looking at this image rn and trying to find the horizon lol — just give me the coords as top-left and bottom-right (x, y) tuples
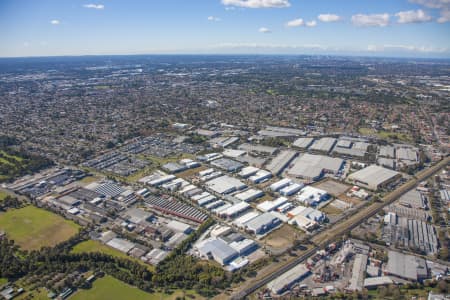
(1, 0), (450, 58)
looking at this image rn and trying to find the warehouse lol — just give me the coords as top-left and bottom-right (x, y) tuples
(332, 141), (369, 158)
(249, 170), (272, 184)
(220, 201), (251, 218)
(289, 214), (318, 231)
(123, 208), (153, 224)
(94, 182), (126, 198)
(279, 183), (303, 196)
(162, 162), (188, 174)
(266, 150), (298, 176)
(348, 254), (368, 291)
(309, 137), (337, 153)
(144, 195), (209, 223)
(106, 238), (135, 254)
(210, 158), (244, 172)
(222, 149), (246, 158)
(270, 178), (292, 192)
(257, 197), (289, 212)
(398, 190), (427, 209)
(292, 137), (314, 149)
(244, 212), (281, 235)
(296, 186), (329, 207)
(229, 239), (258, 256)
(288, 153), (344, 180)
(396, 147), (418, 162)
(296, 207), (325, 222)
(205, 175), (247, 194)
(379, 145), (395, 158)
(234, 189), (264, 202)
(233, 211), (260, 228)
(267, 263), (310, 294)
(347, 165), (401, 190)
(238, 143), (278, 155)
(166, 220), (192, 234)
(385, 251), (428, 281)
(238, 166), (260, 178)
(196, 238), (238, 265)
(148, 175), (177, 186)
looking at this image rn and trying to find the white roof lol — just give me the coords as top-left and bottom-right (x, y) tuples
(270, 178), (292, 191)
(234, 189), (264, 202)
(206, 175), (246, 194)
(221, 201), (250, 217)
(348, 165), (399, 189)
(233, 211), (260, 226)
(257, 197), (288, 212)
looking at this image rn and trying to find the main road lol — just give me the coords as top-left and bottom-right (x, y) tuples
(231, 156), (449, 300)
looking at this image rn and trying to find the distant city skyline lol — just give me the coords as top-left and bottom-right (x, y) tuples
(1, 0), (450, 58)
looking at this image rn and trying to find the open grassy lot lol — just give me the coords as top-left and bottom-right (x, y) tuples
(0, 205), (80, 250)
(70, 275), (204, 300)
(0, 190), (9, 201)
(262, 224), (303, 251)
(71, 240), (154, 272)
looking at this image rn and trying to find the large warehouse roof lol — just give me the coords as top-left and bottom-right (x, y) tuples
(205, 175), (247, 194)
(309, 137), (337, 153)
(288, 153), (344, 179)
(347, 165), (400, 190)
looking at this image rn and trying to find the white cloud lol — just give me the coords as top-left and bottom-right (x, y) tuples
(50, 20), (60, 25)
(317, 14), (341, 22)
(409, 0), (449, 9)
(409, 0), (450, 23)
(221, 0), (290, 8)
(83, 4), (105, 9)
(207, 16), (221, 21)
(306, 20), (317, 27)
(437, 8), (450, 22)
(351, 13), (390, 27)
(285, 18), (304, 27)
(395, 9), (432, 23)
(259, 27), (271, 33)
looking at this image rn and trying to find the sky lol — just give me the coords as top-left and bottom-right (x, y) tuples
(1, 0), (450, 58)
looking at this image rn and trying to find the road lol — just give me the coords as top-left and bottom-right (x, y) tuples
(231, 156), (449, 300)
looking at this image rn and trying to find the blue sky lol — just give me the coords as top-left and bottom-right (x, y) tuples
(1, 0), (449, 57)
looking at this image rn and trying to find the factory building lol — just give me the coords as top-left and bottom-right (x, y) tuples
(270, 178), (292, 192)
(244, 212), (281, 235)
(196, 238), (239, 265)
(205, 175), (247, 194)
(296, 186), (329, 207)
(279, 183), (303, 196)
(266, 150), (298, 176)
(267, 263), (310, 294)
(288, 153), (344, 181)
(257, 197), (289, 212)
(347, 165), (401, 190)
(234, 189), (264, 202)
(385, 251), (428, 282)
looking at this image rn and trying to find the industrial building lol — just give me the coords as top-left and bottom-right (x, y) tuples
(233, 211), (260, 228)
(166, 220), (192, 234)
(229, 239), (258, 255)
(279, 183), (303, 196)
(288, 153), (344, 181)
(238, 143), (278, 155)
(332, 139), (370, 158)
(348, 254), (368, 291)
(210, 158), (244, 173)
(219, 201), (251, 218)
(267, 263), (310, 294)
(205, 175), (247, 194)
(234, 189), (264, 202)
(248, 170), (272, 184)
(222, 149), (247, 158)
(238, 166), (260, 178)
(106, 238), (135, 254)
(270, 178), (292, 192)
(244, 212), (281, 235)
(296, 186), (329, 207)
(162, 162), (188, 174)
(347, 165), (401, 190)
(257, 197), (289, 212)
(123, 208), (153, 224)
(288, 214), (318, 231)
(385, 251), (428, 281)
(144, 195), (209, 223)
(266, 150), (298, 176)
(379, 145), (395, 158)
(309, 137), (337, 153)
(292, 137), (314, 149)
(196, 238), (238, 265)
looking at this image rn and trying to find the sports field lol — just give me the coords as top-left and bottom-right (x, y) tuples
(0, 205), (80, 250)
(70, 275), (204, 300)
(71, 240), (154, 272)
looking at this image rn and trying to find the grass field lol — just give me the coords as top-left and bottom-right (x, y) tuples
(0, 190), (9, 201)
(0, 206), (80, 250)
(0, 278), (8, 286)
(71, 240), (154, 272)
(70, 275), (204, 300)
(262, 224), (303, 251)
